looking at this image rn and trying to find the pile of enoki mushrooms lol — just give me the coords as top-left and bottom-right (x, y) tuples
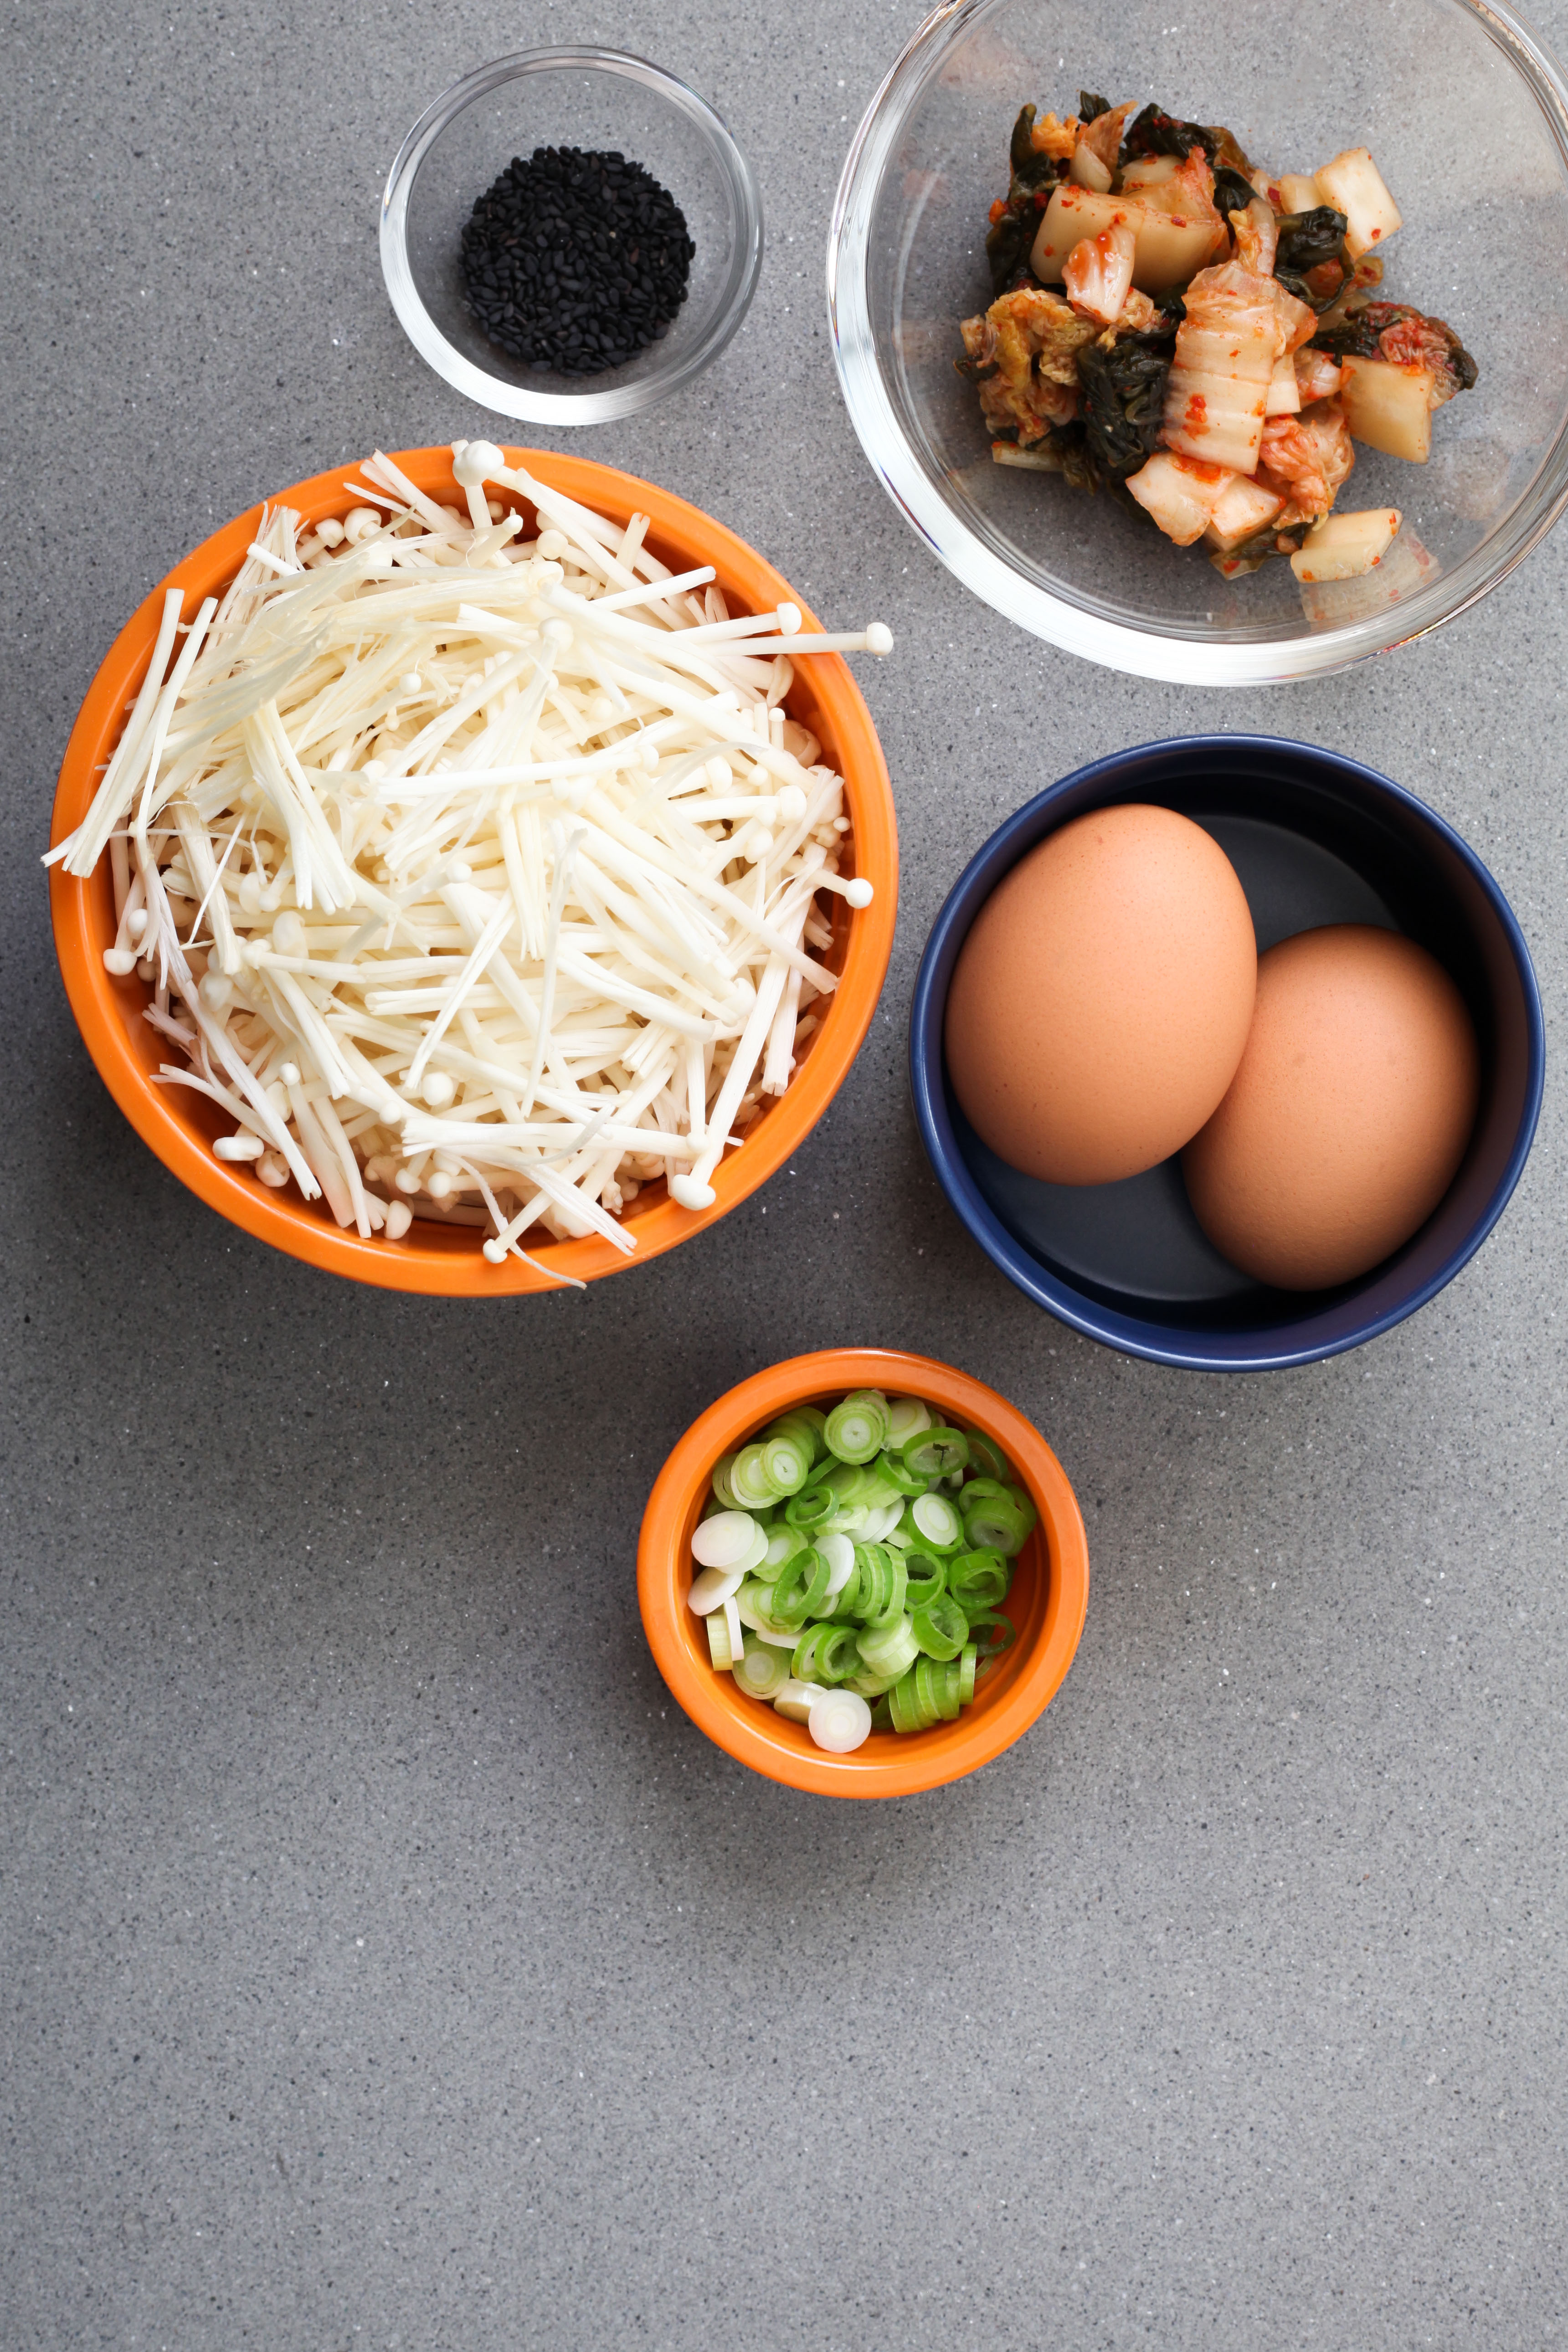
(47, 442), (890, 1280)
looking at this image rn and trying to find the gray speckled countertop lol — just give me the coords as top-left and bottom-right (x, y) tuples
(4, 2), (1566, 2345)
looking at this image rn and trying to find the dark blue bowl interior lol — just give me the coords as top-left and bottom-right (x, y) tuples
(910, 736), (1544, 1372)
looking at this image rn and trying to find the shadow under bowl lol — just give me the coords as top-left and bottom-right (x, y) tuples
(381, 47), (763, 424)
(637, 1348), (1090, 1797)
(910, 736), (1544, 1371)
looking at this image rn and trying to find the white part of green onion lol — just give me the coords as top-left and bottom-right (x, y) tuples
(734, 1642), (790, 1697)
(691, 1509), (761, 1570)
(688, 1562), (747, 1616)
(807, 1689), (873, 1753)
(817, 1531), (856, 1596)
(705, 1607), (740, 1669)
(734, 1587), (797, 1642)
(861, 1500), (906, 1544)
(912, 1491), (963, 1548)
(721, 1593), (744, 1665)
(886, 1396), (933, 1443)
(772, 1678), (827, 1724)
(740, 1517), (771, 1574)
(857, 1612), (920, 1679)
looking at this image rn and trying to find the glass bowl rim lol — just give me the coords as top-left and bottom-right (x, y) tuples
(828, 0), (1568, 684)
(907, 732), (1546, 1369)
(380, 44), (765, 426)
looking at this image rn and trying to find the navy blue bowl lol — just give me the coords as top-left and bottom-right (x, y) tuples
(910, 736), (1544, 1373)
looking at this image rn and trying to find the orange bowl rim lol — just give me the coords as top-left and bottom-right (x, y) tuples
(637, 1347), (1090, 1797)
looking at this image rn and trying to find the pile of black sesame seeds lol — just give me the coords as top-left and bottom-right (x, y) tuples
(460, 145), (695, 377)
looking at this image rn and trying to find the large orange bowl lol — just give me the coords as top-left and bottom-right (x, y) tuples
(48, 448), (898, 1294)
(637, 1349), (1090, 1797)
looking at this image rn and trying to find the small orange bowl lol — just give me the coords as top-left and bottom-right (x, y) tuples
(637, 1348), (1090, 1797)
(48, 447), (898, 1295)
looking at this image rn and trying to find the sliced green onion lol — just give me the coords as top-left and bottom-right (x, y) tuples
(876, 1448), (930, 1498)
(911, 1592), (968, 1661)
(792, 1622), (860, 1685)
(901, 1551), (947, 1612)
(769, 1546), (830, 1628)
(907, 1490), (965, 1553)
(966, 1608), (1017, 1659)
(764, 1524), (809, 1574)
(784, 1482), (835, 1531)
(900, 1426), (971, 1479)
(889, 1667), (940, 1735)
(885, 1396), (933, 1445)
(856, 1611), (920, 1681)
(698, 1388), (1031, 1746)
(816, 1530), (857, 1600)
(772, 1677), (826, 1723)
(946, 1547), (1010, 1612)
(688, 1561), (747, 1615)
(824, 1389), (891, 1464)
(914, 1655), (950, 1724)
(730, 1442), (784, 1509)
(960, 1478), (1035, 1556)
(850, 1542), (906, 1627)
(823, 1459), (902, 1514)
(735, 1639), (790, 1698)
(711, 1451), (744, 1510)
(759, 1427), (813, 1495)
(691, 1508), (764, 1571)
(807, 1688), (873, 1753)
(768, 1409), (827, 1464)
(861, 1499), (909, 1545)
(735, 1579), (797, 1642)
(960, 1428), (1013, 1484)
(848, 1665), (901, 1698)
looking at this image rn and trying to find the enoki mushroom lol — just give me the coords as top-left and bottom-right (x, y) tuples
(48, 440), (891, 1281)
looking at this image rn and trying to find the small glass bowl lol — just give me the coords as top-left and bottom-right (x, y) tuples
(829, 0), (1568, 683)
(381, 47), (763, 426)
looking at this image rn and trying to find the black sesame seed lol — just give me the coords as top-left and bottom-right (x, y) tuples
(460, 144), (694, 378)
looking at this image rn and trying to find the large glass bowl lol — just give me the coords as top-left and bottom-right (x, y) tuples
(829, 0), (1568, 683)
(381, 48), (763, 426)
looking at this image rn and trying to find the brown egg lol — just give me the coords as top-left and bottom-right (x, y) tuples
(945, 804), (1257, 1185)
(1182, 924), (1480, 1290)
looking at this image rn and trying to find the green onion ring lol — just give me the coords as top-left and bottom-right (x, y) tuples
(760, 1429), (813, 1495)
(946, 1547), (1010, 1612)
(876, 1448), (930, 1498)
(784, 1483), (835, 1531)
(731, 1442), (784, 1509)
(711, 1451), (744, 1510)
(966, 1608), (1017, 1659)
(901, 1550), (948, 1612)
(960, 1427), (1012, 1484)
(824, 1389), (891, 1465)
(770, 1546), (829, 1628)
(911, 1593), (968, 1661)
(900, 1426), (972, 1479)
